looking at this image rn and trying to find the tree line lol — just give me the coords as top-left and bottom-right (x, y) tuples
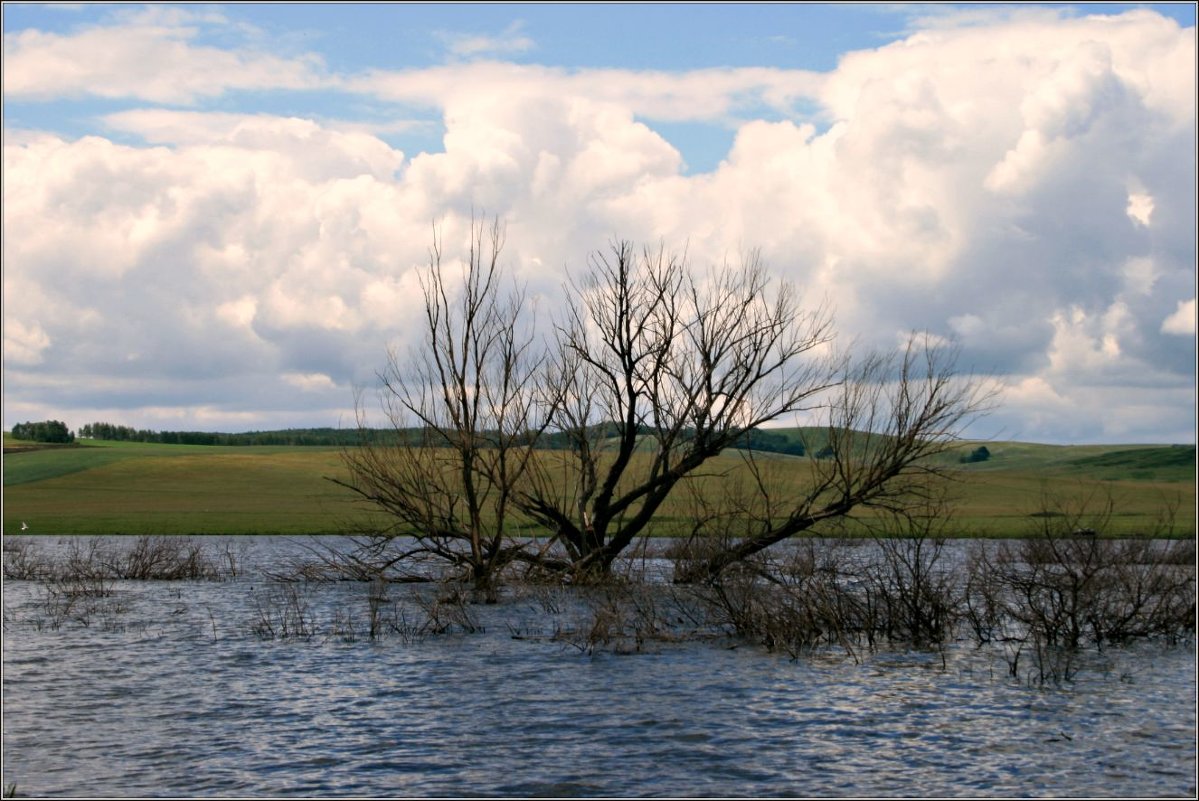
(60, 420), (812, 454)
(75, 423), (369, 446)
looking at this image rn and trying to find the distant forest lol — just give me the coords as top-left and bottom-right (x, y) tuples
(73, 421), (809, 456)
(77, 422), (363, 447)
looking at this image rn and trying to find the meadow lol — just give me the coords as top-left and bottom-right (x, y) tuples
(2, 434), (1193, 538)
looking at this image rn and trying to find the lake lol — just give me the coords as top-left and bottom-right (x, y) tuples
(2, 535), (1195, 797)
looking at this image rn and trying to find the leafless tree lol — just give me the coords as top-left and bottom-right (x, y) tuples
(338, 226), (997, 587)
(515, 241), (839, 579)
(333, 216), (553, 594)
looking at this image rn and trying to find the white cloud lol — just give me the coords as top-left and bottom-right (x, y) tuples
(2, 14), (329, 103)
(1161, 299), (1196, 336)
(215, 295), (258, 331)
(995, 374), (1195, 444)
(1126, 191), (1155, 226)
(282, 372), (339, 392)
(3, 319), (51, 366)
(102, 109), (405, 181)
(348, 61), (823, 124)
(1046, 304), (1127, 376)
(437, 21), (535, 59)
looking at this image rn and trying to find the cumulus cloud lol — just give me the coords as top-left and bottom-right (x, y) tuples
(1161, 299), (1196, 336)
(2, 7), (1194, 443)
(348, 61), (823, 125)
(101, 109), (405, 181)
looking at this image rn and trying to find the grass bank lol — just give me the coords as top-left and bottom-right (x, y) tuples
(1, 436), (1193, 537)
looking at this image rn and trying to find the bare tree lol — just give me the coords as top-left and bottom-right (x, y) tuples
(337, 226), (996, 587)
(514, 241), (839, 579)
(334, 216), (552, 594)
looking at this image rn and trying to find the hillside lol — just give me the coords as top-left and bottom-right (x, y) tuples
(940, 441), (1194, 482)
(743, 428), (1195, 481)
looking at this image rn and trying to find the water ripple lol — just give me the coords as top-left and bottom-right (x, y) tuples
(2, 538), (1195, 797)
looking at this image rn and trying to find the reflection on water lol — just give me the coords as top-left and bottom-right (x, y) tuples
(2, 536), (1195, 797)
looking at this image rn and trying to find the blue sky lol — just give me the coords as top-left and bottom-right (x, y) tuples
(6, 3), (1194, 169)
(2, 3), (909, 169)
(3, 2), (1196, 443)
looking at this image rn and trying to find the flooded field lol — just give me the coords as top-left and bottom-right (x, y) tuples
(2, 536), (1195, 797)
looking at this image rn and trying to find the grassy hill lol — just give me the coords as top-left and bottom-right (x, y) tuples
(938, 440), (1195, 480)
(759, 428), (1195, 480)
(1, 433), (1193, 538)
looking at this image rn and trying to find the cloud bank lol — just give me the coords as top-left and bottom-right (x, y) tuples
(3, 7), (1194, 443)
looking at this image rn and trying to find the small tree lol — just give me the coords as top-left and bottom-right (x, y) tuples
(960, 445), (991, 463)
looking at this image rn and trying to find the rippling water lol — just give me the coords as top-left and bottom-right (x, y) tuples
(2, 536), (1195, 797)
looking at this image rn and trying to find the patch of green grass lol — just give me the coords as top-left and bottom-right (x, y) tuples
(4, 443), (134, 486)
(1060, 445), (1196, 481)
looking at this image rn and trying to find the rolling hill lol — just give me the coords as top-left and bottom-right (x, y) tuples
(2, 431), (1193, 538)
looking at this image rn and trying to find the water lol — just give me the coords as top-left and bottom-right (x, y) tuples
(3, 536), (1196, 797)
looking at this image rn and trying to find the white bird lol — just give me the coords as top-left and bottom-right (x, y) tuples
(20, 522), (28, 531)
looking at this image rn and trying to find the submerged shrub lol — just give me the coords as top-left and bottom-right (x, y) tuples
(3, 535), (234, 583)
(250, 583), (317, 640)
(110, 535), (223, 580)
(972, 535), (1196, 651)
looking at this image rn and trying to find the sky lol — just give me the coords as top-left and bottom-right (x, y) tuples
(2, 2), (1196, 445)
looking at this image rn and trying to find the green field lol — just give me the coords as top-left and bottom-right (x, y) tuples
(1, 435), (1194, 538)
(2, 437), (382, 535)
